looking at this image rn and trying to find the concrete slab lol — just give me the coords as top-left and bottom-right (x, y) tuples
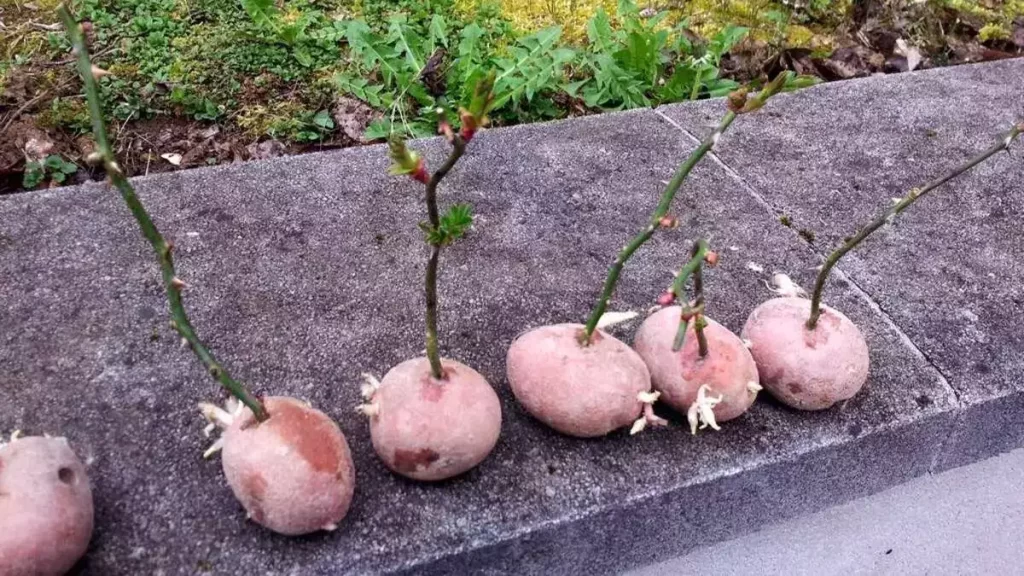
(0, 103), (951, 573)
(630, 447), (1024, 576)
(659, 59), (1024, 470)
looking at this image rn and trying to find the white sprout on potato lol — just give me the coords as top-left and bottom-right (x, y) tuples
(766, 273), (807, 298)
(0, 429), (22, 450)
(629, 391), (668, 435)
(595, 311), (639, 330)
(356, 373), (382, 418)
(747, 381), (763, 399)
(687, 384), (724, 435)
(198, 398), (243, 459)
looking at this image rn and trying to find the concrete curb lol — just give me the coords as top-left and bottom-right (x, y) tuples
(1, 59), (1021, 574)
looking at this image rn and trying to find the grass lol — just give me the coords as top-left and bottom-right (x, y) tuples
(4, 0), (778, 143)
(1, 0), (1020, 189)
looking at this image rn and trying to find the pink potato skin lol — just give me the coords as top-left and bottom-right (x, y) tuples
(506, 323), (651, 438)
(741, 297), (869, 410)
(0, 436), (94, 576)
(222, 396), (356, 536)
(634, 307), (760, 421)
(369, 357), (502, 481)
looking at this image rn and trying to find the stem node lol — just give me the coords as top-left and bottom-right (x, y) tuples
(59, 5), (267, 422)
(580, 75), (789, 343)
(806, 122), (1023, 329)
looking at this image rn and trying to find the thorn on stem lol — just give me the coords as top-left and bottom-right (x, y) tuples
(208, 366), (222, 378)
(170, 277), (186, 291)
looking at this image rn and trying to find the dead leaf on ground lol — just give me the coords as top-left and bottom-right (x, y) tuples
(816, 45), (882, 80)
(246, 140), (286, 160)
(895, 38), (922, 71)
(764, 48), (822, 79)
(160, 153), (182, 166)
(332, 96), (381, 144)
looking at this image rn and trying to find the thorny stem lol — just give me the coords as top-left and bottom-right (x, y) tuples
(579, 112), (734, 344)
(807, 122), (1024, 329)
(671, 240), (710, 354)
(423, 135), (467, 379)
(59, 6), (267, 421)
(579, 73), (791, 345)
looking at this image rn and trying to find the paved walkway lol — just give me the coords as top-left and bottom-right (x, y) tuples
(632, 448), (1024, 575)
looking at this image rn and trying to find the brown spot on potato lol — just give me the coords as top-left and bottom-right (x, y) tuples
(270, 401), (340, 473)
(788, 382), (804, 394)
(392, 448), (440, 473)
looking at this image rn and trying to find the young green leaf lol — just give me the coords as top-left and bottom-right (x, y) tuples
(293, 47), (313, 67)
(428, 15), (448, 50)
(388, 138), (428, 183)
(22, 161), (45, 189)
(387, 15), (425, 72)
(312, 109), (334, 130)
(708, 25), (748, 60)
(423, 203), (473, 246)
(240, 0), (278, 28)
(43, 155), (66, 172)
(587, 8), (614, 52)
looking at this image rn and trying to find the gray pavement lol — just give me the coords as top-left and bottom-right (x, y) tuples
(631, 447), (1024, 575)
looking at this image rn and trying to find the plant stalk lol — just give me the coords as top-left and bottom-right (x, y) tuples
(671, 240), (709, 354)
(578, 73), (792, 346)
(807, 122), (1024, 329)
(59, 6), (267, 421)
(423, 135), (467, 379)
(580, 111), (735, 343)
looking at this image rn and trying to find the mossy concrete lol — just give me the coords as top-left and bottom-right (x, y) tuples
(1, 59), (1021, 574)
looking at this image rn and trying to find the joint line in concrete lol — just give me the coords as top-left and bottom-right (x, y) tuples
(653, 108), (960, 417)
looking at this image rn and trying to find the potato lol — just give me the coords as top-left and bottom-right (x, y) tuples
(0, 435), (93, 576)
(221, 396), (355, 535)
(365, 357), (501, 481)
(506, 323), (651, 437)
(742, 297), (869, 410)
(634, 307), (760, 425)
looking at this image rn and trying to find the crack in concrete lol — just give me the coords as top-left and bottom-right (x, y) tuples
(653, 108), (961, 420)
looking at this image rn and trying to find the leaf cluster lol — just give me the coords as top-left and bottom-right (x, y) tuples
(420, 203), (474, 246)
(335, 0), (752, 140)
(569, 1), (746, 109)
(22, 155), (78, 189)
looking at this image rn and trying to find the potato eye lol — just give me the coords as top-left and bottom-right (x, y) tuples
(58, 467), (75, 485)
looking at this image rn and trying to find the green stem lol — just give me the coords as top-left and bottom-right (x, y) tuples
(689, 68), (703, 101)
(578, 73), (791, 346)
(423, 135), (467, 379)
(670, 240), (709, 353)
(807, 122), (1024, 329)
(580, 112), (735, 343)
(59, 6), (267, 421)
